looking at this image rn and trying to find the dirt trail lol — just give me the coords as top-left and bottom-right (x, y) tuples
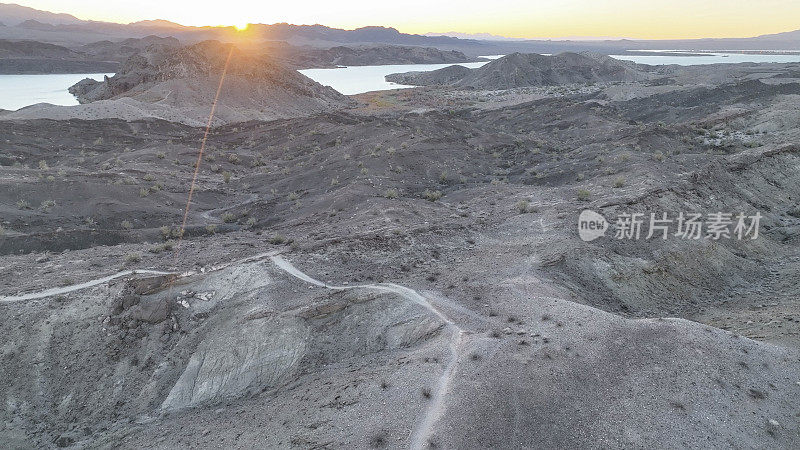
(0, 251), (469, 448)
(0, 269), (176, 303)
(269, 254), (466, 450)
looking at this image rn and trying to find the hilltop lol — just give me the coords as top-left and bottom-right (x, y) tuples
(3, 40), (353, 125)
(387, 52), (652, 89)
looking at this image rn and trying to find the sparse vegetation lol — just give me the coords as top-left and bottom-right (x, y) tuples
(422, 189), (442, 202)
(150, 241), (174, 253)
(515, 199), (534, 214)
(124, 253), (142, 264)
(613, 176), (626, 188)
(268, 234), (286, 245)
(221, 212), (237, 223)
(577, 189), (591, 201)
(384, 188), (399, 199)
(38, 200), (56, 212)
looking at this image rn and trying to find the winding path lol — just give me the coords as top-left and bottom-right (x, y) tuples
(0, 251), (466, 449)
(0, 269), (176, 303)
(270, 254), (465, 449)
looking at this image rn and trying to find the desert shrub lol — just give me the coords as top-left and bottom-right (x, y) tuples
(124, 253), (142, 264)
(38, 160), (49, 170)
(205, 224), (217, 234)
(156, 151), (166, 159)
(384, 188), (399, 199)
(245, 217), (257, 228)
(39, 200), (56, 212)
(121, 220), (133, 230)
(228, 153), (240, 164)
(222, 171), (231, 183)
(422, 189), (442, 202)
(16, 200), (30, 210)
(613, 176), (625, 188)
(139, 187), (150, 197)
(221, 213), (237, 223)
(268, 234), (286, 244)
(577, 189), (591, 201)
(515, 200), (533, 214)
(143, 174), (155, 182)
(150, 241), (174, 253)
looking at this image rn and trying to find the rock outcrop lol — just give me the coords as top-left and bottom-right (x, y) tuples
(62, 40), (353, 125)
(387, 52), (651, 89)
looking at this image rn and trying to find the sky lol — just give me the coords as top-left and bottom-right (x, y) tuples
(12, 0), (800, 39)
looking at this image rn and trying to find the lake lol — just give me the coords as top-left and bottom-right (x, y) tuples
(611, 51), (800, 66)
(3, 50), (800, 111)
(0, 73), (112, 111)
(300, 52), (800, 94)
(299, 61), (490, 95)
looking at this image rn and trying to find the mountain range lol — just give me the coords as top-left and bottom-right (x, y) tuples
(1, 2), (799, 55)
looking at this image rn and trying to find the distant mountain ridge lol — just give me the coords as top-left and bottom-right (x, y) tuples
(0, 2), (798, 54)
(0, 3), (82, 26)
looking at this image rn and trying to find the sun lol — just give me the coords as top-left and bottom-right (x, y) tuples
(234, 23), (249, 31)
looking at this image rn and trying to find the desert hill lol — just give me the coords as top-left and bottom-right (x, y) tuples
(387, 52), (651, 89)
(2, 40), (353, 125)
(0, 38), (118, 73)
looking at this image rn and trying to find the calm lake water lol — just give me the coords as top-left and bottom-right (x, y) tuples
(301, 52), (800, 95)
(0, 73), (113, 111)
(3, 51), (800, 110)
(612, 52), (800, 66)
(299, 61), (489, 95)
